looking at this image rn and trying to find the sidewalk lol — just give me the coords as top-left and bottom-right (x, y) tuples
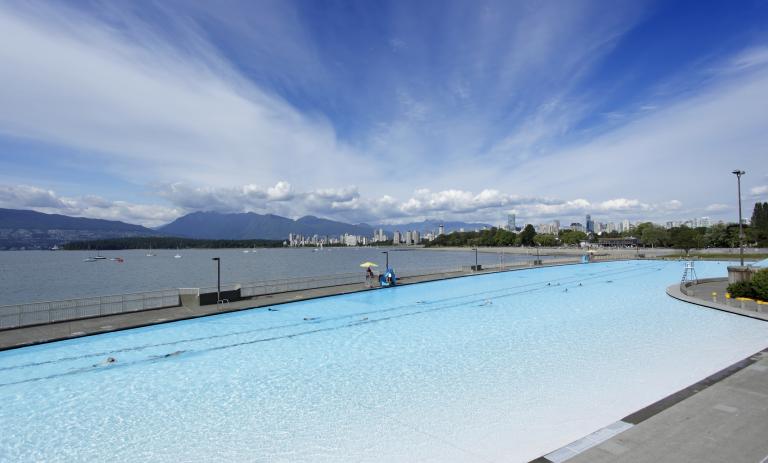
(0, 262), (564, 351)
(667, 279), (768, 321)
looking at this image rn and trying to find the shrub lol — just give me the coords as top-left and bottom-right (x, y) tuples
(727, 281), (756, 299)
(751, 269), (768, 301)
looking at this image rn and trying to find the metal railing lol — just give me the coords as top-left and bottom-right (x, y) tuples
(0, 256), (592, 330)
(0, 289), (180, 330)
(238, 272), (366, 298)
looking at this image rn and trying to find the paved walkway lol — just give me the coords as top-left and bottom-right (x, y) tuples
(0, 263), (557, 351)
(667, 279), (768, 321)
(558, 350), (768, 463)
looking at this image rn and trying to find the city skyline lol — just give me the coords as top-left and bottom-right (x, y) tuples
(1, 1), (767, 227)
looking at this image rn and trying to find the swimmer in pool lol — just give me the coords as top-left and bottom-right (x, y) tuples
(93, 357), (116, 367)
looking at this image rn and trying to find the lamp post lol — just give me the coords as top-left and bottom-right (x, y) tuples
(472, 247), (478, 271)
(381, 251), (389, 269)
(732, 170), (745, 266)
(212, 257), (221, 302)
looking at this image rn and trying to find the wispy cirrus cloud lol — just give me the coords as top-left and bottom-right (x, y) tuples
(1, 1), (767, 228)
(0, 1), (374, 190)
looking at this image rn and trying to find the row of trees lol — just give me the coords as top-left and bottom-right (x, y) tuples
(426, 202), (768, 250)
(425, 225), (589, 248)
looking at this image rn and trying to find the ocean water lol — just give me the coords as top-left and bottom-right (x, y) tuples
(0, 248), (543, 305)
(0, 260), (766, 462)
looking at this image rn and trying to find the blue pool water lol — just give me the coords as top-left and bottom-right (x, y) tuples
(1, 260), (767, 462)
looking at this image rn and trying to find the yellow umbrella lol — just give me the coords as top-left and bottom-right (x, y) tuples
(359, 262), (379, 268)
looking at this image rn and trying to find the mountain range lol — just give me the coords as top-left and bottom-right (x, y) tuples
(0, 208), (494, 249)
(157, 211), (374, 240)
(0, 208), (156, 250)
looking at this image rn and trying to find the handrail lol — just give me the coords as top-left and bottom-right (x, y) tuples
(0, 257), (586, 330)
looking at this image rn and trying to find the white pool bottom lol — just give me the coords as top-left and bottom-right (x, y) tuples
(1, 260), (767, 462)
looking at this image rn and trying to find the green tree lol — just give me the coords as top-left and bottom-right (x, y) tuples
(533, 233), (558, 247)
(750, 202), (768, 246)
(704, 223), (729, 248)
(752, 269), (768, 301)
(559, 230), (587, 245)
(640, 225), (668, 248)
(670, 226), (697, 254)
(751, 202), (768, 229)
(519, 224), (537, 246)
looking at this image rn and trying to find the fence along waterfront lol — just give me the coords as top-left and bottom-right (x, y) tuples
(0, 257), (591, 330)
(0, 290), (181, 330)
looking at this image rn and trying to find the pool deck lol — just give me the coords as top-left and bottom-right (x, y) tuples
(529, 280), (768, 463)
(666, 279), (768, 321)
(0, 263), (561, 351)
(536, 348), (768, 463)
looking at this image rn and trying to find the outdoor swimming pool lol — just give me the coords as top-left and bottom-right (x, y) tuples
(1, 260), (767, 462)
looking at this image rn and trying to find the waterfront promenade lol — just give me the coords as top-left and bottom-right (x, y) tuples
(0, 257), (585, 350)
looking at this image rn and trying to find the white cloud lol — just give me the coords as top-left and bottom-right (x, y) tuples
(0, 2), (764, 227)
(0, 184), (180, 227)
(0, 2), (374, 190)
(750, 185), (768, 197)
(3, 181), (696, 228)
(0, 184), (67, 209)
(705, 203), (730, 212)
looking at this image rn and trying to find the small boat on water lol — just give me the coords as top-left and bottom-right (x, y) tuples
(174, 254), (182, 259)
(146, 243), (156, 257)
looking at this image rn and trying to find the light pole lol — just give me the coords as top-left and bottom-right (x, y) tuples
(381, 251), (389, 269)
(472, 247), (478, 271)
(732, 170), (745, 266)
(212, 257), (221, 302)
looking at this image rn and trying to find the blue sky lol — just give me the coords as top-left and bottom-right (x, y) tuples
(0, 0), (767, 227)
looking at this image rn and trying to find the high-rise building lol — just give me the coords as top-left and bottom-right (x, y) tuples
(585, 214), (594, 234)
(438, 224), (445, 236)
(570, 223), (583, 232)
(507, 214), (516, 231)
(393, 230), (401, 245)
(622, 219), (631, 232)
(413, 230), (420, 244)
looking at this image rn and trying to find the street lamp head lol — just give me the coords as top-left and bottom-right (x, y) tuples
(212, 257), (220, 261)
(731, 170), (745, 176)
